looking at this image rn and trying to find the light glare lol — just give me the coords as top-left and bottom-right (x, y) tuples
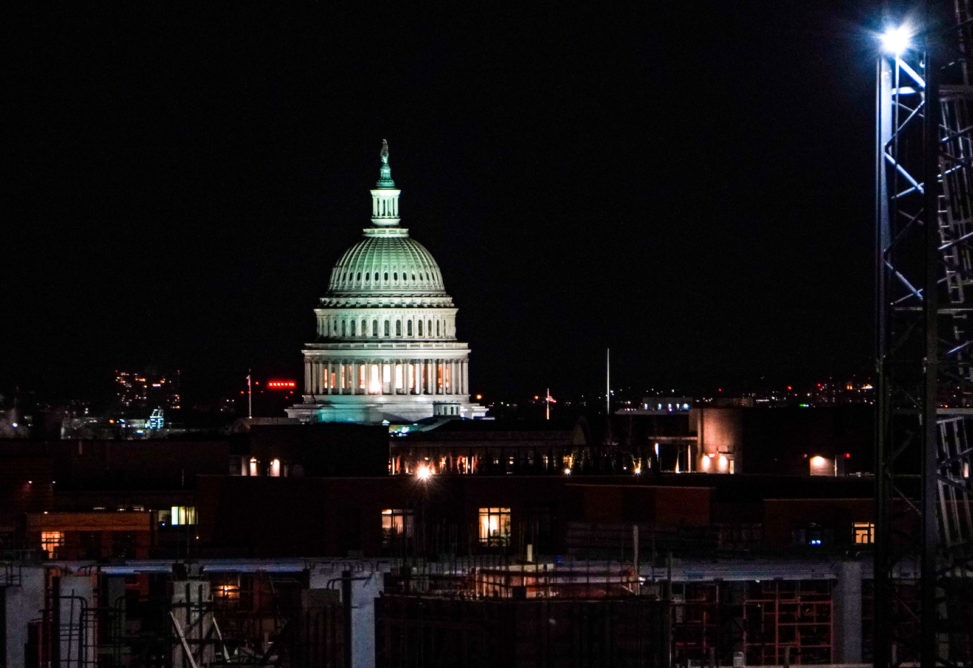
(880, 24), (912, 56)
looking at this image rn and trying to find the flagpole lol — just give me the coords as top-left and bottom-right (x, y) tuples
(247, 370), (253, 419)
(605, 348), (610, 415)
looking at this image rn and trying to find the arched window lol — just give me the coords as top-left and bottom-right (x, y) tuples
(396, 320), (402, 337)
(364, 272), (369, 281)
(372, 320), (378, 337)
(393, 272), (398, 281)
(436, 320), (440, 337)
(374, 272), (379, 281)
(357, 273), (361, 280)
(418, 320), (423, 337)
(361, 319), (367, 335)
(407, 320), (413, 336)
(341, 320), (346, 337)
(428, 320), (432, 337)
(384, 272), (388, 281)
(384, 320), (390, 337)
(351, 320), (356, 336)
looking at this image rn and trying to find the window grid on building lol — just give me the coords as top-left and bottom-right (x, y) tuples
(478, 507), (511, 546)
(171, 506), (197, 526)
(381, 508), (415, 546)
(41, 530), (64, 559)
(853, 521), (874, 544)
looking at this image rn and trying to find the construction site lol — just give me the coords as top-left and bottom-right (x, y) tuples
(2, 552), (889, 667)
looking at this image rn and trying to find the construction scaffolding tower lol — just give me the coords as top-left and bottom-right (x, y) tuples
(875, 1), (973, 665)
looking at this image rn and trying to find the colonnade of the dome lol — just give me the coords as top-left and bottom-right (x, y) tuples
(304, 358), (469, 397)
(318, 312), (455, 340)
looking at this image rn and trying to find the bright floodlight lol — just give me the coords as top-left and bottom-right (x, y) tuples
(880, 24), (912, 56)
(416, 464), (433, 481)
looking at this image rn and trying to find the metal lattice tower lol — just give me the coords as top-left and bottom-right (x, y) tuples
(875, 2), (973, 665)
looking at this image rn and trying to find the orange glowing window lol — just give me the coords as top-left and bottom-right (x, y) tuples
(854, 522), (874, 544)
(41, 531), (64, 559)
(478, 507), (511, 546)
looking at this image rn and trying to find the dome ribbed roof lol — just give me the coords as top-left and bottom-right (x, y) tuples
(326, 228), (447, 296)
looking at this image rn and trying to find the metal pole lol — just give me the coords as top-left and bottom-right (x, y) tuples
(247, 370), (253, 419)
(874, 53), (893, 668)
(920, 33), (941, 668)
(606, 348), (610, 415)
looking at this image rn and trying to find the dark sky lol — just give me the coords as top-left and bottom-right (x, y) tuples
(5, 3), (900, 403)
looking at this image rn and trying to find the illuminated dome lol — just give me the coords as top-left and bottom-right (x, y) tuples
(324, 229), (448, 300)
(287, 140), (485, 424)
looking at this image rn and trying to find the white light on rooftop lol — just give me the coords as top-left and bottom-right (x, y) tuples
(880, 24), (912, 56)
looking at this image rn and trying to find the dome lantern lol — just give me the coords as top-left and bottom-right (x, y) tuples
(371, 139), (400, 227)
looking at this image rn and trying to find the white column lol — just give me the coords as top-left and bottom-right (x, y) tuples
(304, 359), (312, 394)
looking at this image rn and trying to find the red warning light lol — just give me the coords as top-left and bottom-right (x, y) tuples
(267, 380), (297, 390)
(844, 452), (851, 459)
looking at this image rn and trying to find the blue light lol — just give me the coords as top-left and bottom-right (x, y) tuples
(880, 24), (912, 56)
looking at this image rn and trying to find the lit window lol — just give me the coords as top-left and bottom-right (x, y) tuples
(171, 506), (197, 526)
(478, 507), (511, 546)
(41, 531), (64, 559)
(854, 521), (875, 544)
(381, 508), (414, 546)
(215, 582), (240, 600)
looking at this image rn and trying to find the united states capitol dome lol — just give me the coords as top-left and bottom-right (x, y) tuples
(326, 229), (447, 297)
(286, 139), (485, 425)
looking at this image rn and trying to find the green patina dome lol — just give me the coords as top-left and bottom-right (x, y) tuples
(325, 141), (448, 298)
(326, 229), (447, 296)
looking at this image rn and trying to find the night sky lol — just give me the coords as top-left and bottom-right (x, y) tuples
(5, 3), (898, 404)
